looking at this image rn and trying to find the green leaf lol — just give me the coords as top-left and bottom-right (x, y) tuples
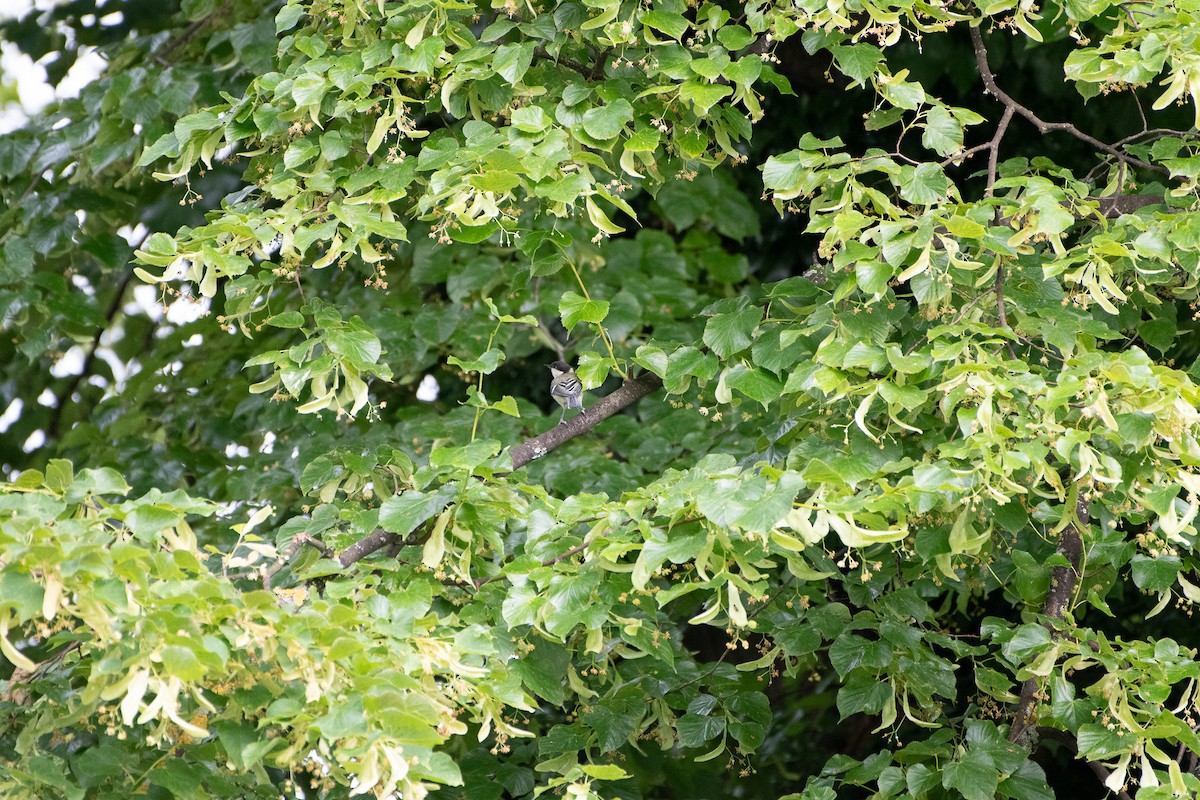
(624, 127), (661, 152)
(899, 163), (950, 205)
(448, 349), (505, 374)
(581, 99), (634, 140)
(762, 151), (805, 194)
(161, 645), (206, 681)
(703, 306), (763, 359)
(998, 760), (1051, 800)
(632, 526), (707, 589)
(559, 291), (610, 331)
(449, 221), (499, 244)
(266, 311), (305, 329)
(70, 468), (132, 500)
(942, 751), (999, 800)
(0, 570), (44, 618)
(511, 106), (551, 133)
(1077, 722), (1135, 759)
(856, 261), (891, 296)
(429, 440), (501, 471)
(580, 764), (630, 780)
(831, 44), (883, 85)
(326, 327), (382, 367)
(717, 25), (755, 50)
(136, 132), (180, 166)
(1131, 553), (1179, 592)
(680, 81), (732, 114)
(677, 713), (725, 747)
(921, 105), (963, 156)
(378, 489), (454, 536)
(513, 639), (569, 704)
(582, 692), (641, 753)
(493, 43), (535, 84)
(276, 4), (304, 31)
(490, 395), (521, 417)
(640, 10), (690, 40)
(837, 674), (891, 717)
(724, 363), (783, 408)
(291, 73), (326, 107)
(313, 694), (365, 739)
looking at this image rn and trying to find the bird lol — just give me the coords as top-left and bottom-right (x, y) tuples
(546, 360), (584, 423)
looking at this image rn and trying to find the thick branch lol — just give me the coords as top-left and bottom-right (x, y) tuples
(338, 527), (400, 569)
(337, 371), (665, 568)
(970, 26), (1163, 175)
(1010, 493), (1088, 744)
(1097, 194), (1161, 217)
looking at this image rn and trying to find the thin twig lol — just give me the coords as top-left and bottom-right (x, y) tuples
(262, 533), (332, 589)
(1132, 92), (1148, 132)
(984, 105), (1015, 199)
(674, 574), (795, 691)
(1111, 127), (1185, 148)
(969, 26), (1164, 175)
(154, 9), (222, 66)
(473, 539), (592, 588)
(941, 140), (995, 168)
(995, 264), (1008, 328)
(48, 268), (137, 442)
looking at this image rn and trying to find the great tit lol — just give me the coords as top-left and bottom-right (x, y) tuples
(546, 360), (584, 423)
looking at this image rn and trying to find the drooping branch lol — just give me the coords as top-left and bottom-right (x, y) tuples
(336, 371), (665, 568)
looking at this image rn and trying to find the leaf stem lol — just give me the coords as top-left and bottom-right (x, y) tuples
(566, 258), (627, 379)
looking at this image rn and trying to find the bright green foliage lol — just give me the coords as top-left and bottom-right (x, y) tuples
(6, 0), (1200, 799)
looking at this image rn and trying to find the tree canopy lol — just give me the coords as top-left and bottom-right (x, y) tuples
(5, 0), (1200, 798)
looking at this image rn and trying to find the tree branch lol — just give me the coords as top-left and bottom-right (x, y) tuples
(509, 371), (663, 471)
(1096, 194), (1162, 217)
(1038, 727), (1133, 800)
(48, 267), (137, 443)
(983, 105), (1015, 199)
(336, 371), (665, 568)
(337, 527), (407, 569)
(264, 533), (332, 588)
(154, 8), (224, 66)
(1010, 493), (1088, 744)
(969, 26), (1163, 175)
(472, 538), (592, 588)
